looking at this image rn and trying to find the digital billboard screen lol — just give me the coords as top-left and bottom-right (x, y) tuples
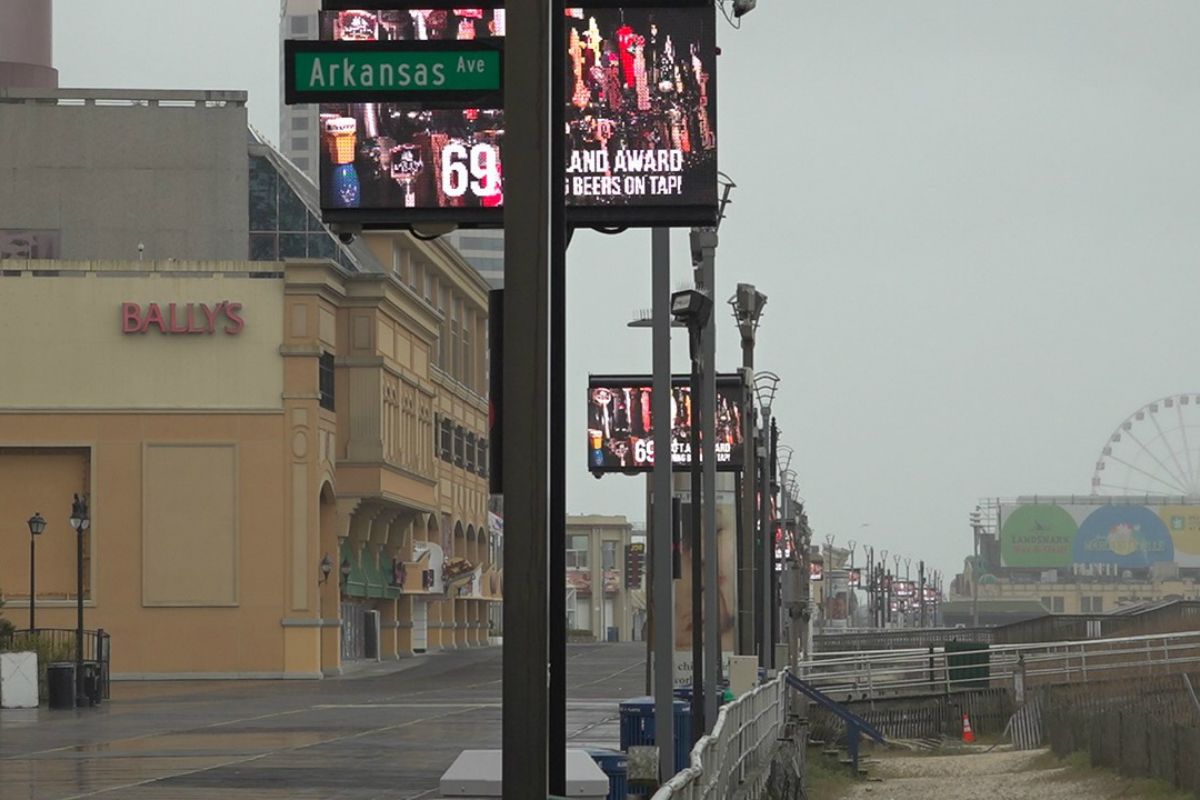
(315, 4), (716, 228)
(587, 373), (744, 473)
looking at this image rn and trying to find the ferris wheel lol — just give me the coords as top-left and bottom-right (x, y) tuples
(1092, 394), (1200, 498)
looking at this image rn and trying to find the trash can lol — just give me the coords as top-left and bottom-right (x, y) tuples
(587, 748), (628, 800)
(82, 661), (102, 706)
(47, 662), (76, 710)
(607, 626), (619, 643)
(618, 696), (691, 774)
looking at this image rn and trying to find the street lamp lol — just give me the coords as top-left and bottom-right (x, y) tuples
(670, 286), (714, 738)
(754, 370), (779, 668)
(969, 506), (984, 627)
(729, 285), (767, 658)
(69, 494), (90, 706)
(340, 557), (352, 589)
(27, 512), (46, 631)
(319, 554), (333, 585)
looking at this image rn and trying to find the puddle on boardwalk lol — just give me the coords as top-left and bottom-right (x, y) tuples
(70, 731), (328, 755)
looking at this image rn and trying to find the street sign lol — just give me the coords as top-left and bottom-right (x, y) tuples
(284, 40), (503, 106)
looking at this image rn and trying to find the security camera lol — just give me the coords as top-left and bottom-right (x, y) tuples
(331, 223), (362, 245)
(733, 0), (757, 17)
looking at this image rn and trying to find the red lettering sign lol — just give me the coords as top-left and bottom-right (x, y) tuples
(121, 302), (246, 335)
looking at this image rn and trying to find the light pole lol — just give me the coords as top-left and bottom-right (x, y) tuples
(754, 371), (779, 668)
(318, 554), (333, 620)
(28, 512), (45, 631)
(69, 494), (90, 706)
(671, 287), (714, 740)
(970, 506), (983, 627)
(730, 284), (767, 657)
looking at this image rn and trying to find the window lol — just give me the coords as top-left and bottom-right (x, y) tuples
(290, 15), (310, 34)
(438, 285), (450, 370)
(440, 417), (453, 462)
(462, 309), (473, 391)
(293, 157), (310, 172)
(602, 541), (617, 571)
(454, 425), (465, 467)
(0, 229), (60, 260)
(567, 535), (590, 569)
(478, 440), (488, 477)
(1052, 596), (1064, 613)
(291, 137), (310, 152)
(459, 235), (505, 252)
(1081, 596), (1103, 613)
(319, 352), (335, 411)
(466, 432), (477, 472)
(290, 116), (309, 131)
(393, 245), (410, 284)
(451, 297), (462, 379)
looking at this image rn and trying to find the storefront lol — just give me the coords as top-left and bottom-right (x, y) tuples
(0, 255), (498, 678)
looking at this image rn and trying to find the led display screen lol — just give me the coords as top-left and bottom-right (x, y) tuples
(315, 4), (716, 227)
(587, 374), (744, 473)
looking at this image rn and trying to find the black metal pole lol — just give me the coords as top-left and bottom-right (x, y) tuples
(502, 0), (551, 794)
(769, 418), (779, 667)
(76, 526), (85, 704)
(689, 342), (705, 741)
(548, 0), (567, 790)
(29, 535), (35, 631)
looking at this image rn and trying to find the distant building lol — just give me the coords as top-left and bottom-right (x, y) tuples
(566, 515), (639, 642)
(953, 497), (1200, 617)
(0, 86), (497, 678)
(278, 0), (321, 185)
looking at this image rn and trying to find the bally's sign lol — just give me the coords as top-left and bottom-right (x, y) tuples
(121, 302), (245, 336)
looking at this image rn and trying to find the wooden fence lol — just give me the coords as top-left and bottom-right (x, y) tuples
(808, 687), (1013, 745)
(1041, 672), (1200, 793)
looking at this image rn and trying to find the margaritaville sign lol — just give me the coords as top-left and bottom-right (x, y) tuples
(121, 302), (245, 335)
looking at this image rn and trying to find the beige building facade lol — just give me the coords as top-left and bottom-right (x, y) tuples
(0, 252), (497, 678)
(565, 515), (640, 642)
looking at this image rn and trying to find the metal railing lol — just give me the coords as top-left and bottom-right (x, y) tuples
(0, 628), (111, 700)
(652, 673), (787, 800)
(798, 630), (1200, 699)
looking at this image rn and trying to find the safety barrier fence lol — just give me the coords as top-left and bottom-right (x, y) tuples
(797, 630), (1200, 699)
(651, 673), (788, 800)
(0, 627), (111, 700)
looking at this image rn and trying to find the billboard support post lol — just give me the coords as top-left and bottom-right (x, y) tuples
(549, 0), (567, 793)
(693, 228), (720, 732)
(501, 0), (551, 797)
(650, 227), (675, 785)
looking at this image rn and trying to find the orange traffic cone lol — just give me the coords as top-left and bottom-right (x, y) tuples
(961, 712), (975, 744)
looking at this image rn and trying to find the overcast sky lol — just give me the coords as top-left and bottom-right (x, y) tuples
(54, 1), (1200, 583)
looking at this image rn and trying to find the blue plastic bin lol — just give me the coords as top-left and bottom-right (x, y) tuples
(587, 748), (628, 800)
(618, 696), (692, 774)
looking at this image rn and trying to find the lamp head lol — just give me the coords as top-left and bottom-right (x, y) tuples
(669, 288), (714, 330)
(340, 558), (352, 579)
(320, 554), (333, 580)
(28, 512), (46, 536)
(733, 0), (757, 18)
(69, 494), (90, 533)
